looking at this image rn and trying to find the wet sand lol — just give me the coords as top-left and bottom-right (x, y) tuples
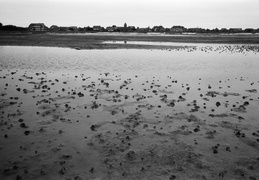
(0, 45), (259, 180)
(1, 33), (259, 50)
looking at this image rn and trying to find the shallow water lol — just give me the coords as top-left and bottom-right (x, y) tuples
(103, 40), (259, 47)
(0, 45), (259, 180)
(1, 45), (258, 73)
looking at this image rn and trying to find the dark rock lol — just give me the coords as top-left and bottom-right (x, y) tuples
(18, 118), (24, 122)
(24, 131), (30, 135)
(126, 150), (136, 160)
(62, 154), (72, 159)
(226, 147), (231, 152)
(216, 102), (221, 107)
(169, 175), (177, 180)
(213, 149), (218, 154)
(90, 125), (96, 131)
(243, 101), (249, 106)
(212, 145), (218, 154)
(235, 130), (245, 138)
(74, 175), (83, 180)
(167, 101), (175, 107)
(238, 116), (244, 120)
(245, 89), (257, 93)
(89, 167), (94, 173)
(20, 123), (28, 128)
(194, 126), (200, 132)
(59, 167), (66, 175)
(16, 175), (22, 180)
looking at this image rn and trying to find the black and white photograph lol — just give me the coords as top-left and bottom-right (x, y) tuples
(0, 0), (259, 179)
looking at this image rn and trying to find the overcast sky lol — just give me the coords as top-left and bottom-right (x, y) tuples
(1, 0), (258, 29)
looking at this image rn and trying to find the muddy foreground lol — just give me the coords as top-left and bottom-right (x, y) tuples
(0, 45), (259, 180)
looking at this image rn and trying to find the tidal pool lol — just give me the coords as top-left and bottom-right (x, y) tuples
(0, 45), (259, 180)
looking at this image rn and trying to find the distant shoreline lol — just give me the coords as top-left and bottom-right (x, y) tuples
(0, 32), (259, 50)
(47, 32), (259, 36)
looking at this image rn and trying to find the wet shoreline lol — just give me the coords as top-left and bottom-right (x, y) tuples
(1, 33), (259, 50)
(0, 46), (259, 180)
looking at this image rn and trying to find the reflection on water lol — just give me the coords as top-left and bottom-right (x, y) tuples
(104, 40), (202, 46)
(1, 45), (258, 101)
(0, 45), (258, 74)
(103, 40), (259, 47)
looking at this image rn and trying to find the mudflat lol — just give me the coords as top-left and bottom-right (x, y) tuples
(0, 39), (259, 180)
(1, 32), (259, 50)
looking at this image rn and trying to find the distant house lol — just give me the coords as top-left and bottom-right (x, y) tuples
(106, 26), (114, 32)
(50, 25), (58, 29)
(137, 28), (149, 33)
(128, 26), (136, 31)
(220, 28), (228, 32)
(187, 28), (204, 33)
(244, 28), (254, 33)
(84, 26), (92, 31)
(229, 28), (242, 33)
(93, 26), (102, 31)
(50, 25), (59, 31)
(152, 26), (165, 32)
(112, 25), (118, 31)
(59, 27), (70, 32)
(69, 26), (78, 31)
(170, 26), (186, 33)
(28, 23), (48, 31)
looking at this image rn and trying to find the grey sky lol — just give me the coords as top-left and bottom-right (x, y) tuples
(1, 0), (258, 29)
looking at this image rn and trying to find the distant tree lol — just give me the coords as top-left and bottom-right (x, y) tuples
(244, 28), (254, 33)
(165, 28), (171, 32)
(0, 25), (27, 31)
(211, 28), (219, 33)
(219, 28), (228, 33)
(78, 27), (85, 32)
(84, 26), (92, 31)
(0, 22), (2, 27)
